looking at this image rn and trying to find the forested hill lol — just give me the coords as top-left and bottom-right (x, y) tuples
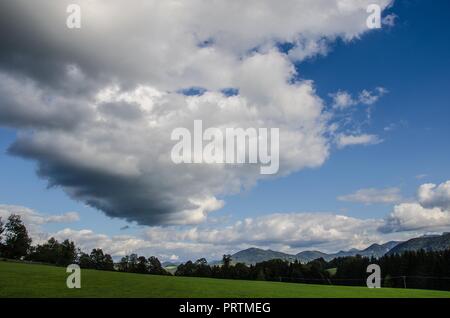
(228, 233), (450, 265)
(387, 233), (450, 256)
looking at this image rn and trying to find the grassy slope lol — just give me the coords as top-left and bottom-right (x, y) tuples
(1, 261), (450, 298)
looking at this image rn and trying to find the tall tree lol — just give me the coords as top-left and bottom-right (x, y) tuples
(136, 256), (148, 273)
(88, 248), (114, 270)
(128, 253), (138, 272)
(222, 254), (232, 268)
(3, 214), (32, 259)
(78, 251), (93, 269)
(59, 239), (77, 266)
(103, 253), (115, 271)
(0, 217), (4, 238)
(27, 238), (77, 266)
(90, 248), (106, 270)
(0, 217), (4, 256)
(148, 256), (164, 274)
(118, 255), (130, 272)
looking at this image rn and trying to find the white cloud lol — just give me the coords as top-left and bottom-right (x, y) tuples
(288, 38), (329, 61)
(330, 87), (387, 109)
(0, 0), (394, 91)
(3, 200), (447, 261)
(145, 213), (384, 250)
(0, 205), (79, 225)
(46, 212), (391, 260)
(338, 187), (402, 204)
(380, 180), (450, 233)
(52, 228), (152, 257)
(380, 203), (450, 233)
(45, 212), (80, 223)
(358, 87), (388, 105)
(336, 133), (383, 148)
(330, 90), (357, 109)
(0, 205), (80, 244)
(418, 181), (450, 211)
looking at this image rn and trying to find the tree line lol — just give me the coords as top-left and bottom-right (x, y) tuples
(0, 214), (168, 275)
(2, 213), (450, 291)
(175, 255), (331, 283)
(175, 251), (450, 291)
(328, 250), (450, 290)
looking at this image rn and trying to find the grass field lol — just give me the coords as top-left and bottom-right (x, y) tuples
(1, 261), (450, 298)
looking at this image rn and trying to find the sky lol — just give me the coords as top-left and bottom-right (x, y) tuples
(0, 0), (450, 262)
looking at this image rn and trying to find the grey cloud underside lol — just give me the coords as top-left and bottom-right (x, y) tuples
(0, 3), (91, 94)
(0, 74), (93, 130)
(9, 142), (175, 225)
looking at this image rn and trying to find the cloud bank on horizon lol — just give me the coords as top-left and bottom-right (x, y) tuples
(3, 180), (450, 261)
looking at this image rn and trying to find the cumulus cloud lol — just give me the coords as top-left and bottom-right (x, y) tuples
(338, 187), (402, 204)
(5, 60), (328, 226)
(418, 181), (450, 211)
(380, 180), (450, 233)
(380, 203), (450, 233)
(0, 0), (393, 90)
(0, 0), (393, 225)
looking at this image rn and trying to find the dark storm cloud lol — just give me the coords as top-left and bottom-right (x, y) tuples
(8, 137), (192, 226)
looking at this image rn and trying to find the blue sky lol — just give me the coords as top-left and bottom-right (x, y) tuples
(1, 0), (450, 260)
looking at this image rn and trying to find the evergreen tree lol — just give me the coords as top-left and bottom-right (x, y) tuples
(78, 251), (93, 269)
(3, 214), (32, 259)
(0, 217), (4, 256)
(148, 256), (165, 274)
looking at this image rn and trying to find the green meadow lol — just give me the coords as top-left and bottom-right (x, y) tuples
(1, 261), (449, 298)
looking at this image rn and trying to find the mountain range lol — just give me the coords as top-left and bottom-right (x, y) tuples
(387, 232), (450, 256)
(226, 233), (450, 265)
